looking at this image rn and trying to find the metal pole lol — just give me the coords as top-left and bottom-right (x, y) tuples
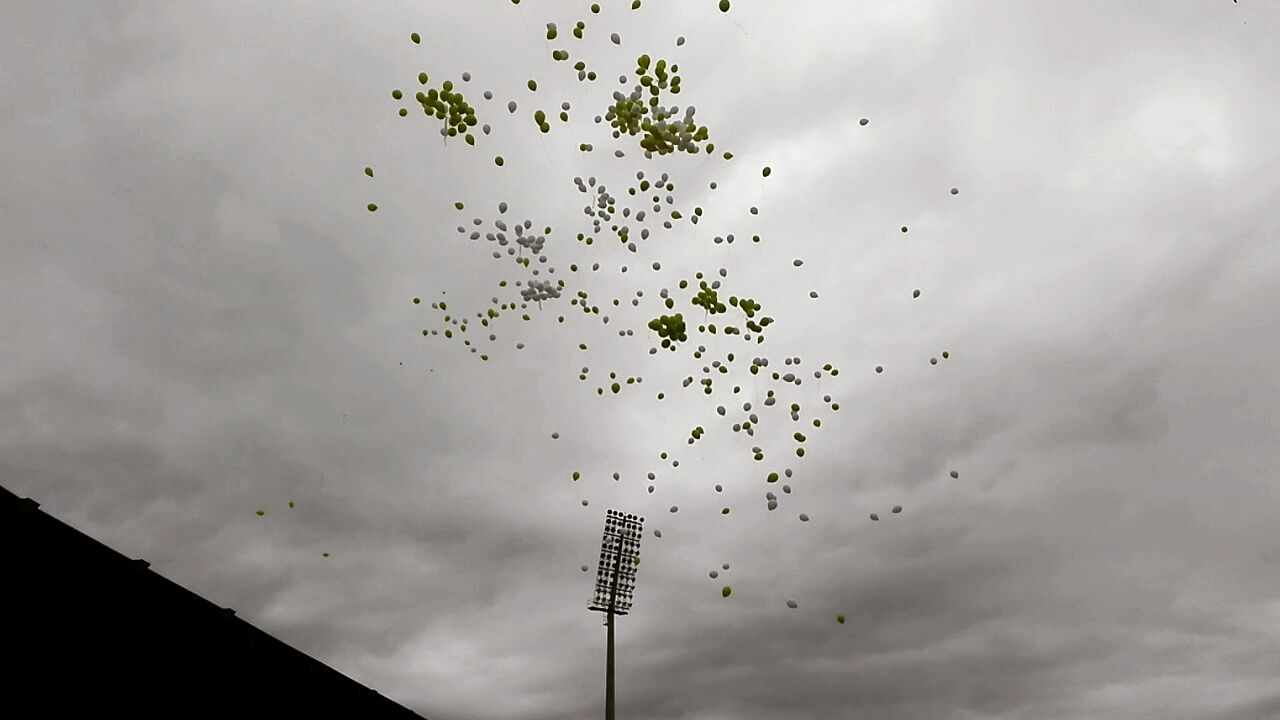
(605, 532), (624, 720)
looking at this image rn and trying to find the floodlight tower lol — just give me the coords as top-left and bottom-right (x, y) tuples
(588, 509), (644, 720)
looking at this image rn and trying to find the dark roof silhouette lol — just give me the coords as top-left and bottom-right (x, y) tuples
(2, 484), (427, 718)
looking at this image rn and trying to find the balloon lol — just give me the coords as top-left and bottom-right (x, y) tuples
(670, 505), (679, 512)
(799, 513), (809, 522)
(836, 614), (846, 624)
(551, 432), (560, 439)
(256, 510), (265, 516)
(582, 499), (589, 506)
(611, 32), (621, 44)
(870, 513), (879, 521)
(930, 357), (938, 365)
(875, 366), (883, 373)
(709, 570), (719, 578)
(892, 505), (902, 513)
(508, 100), (517, 113)
(786, 600), (798, 608)
(722, 586), (732, 597)
(950, 470), (959, 478)
(859, 118), (868, 126)
(913, 289), (921, 298)
(410, 32), (421, 44)
(793, 259), (803, 267)
(654, 529), (662, 537)
(719, 0), (730, 11)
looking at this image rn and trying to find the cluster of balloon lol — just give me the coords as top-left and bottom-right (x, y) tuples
(373, 5), (968, 625)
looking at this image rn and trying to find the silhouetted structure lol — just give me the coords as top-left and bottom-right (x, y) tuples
(2, 484), (426, 718)
(587, 509), (644, 720)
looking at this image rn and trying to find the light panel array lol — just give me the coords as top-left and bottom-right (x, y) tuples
(588, 509), (644, 615)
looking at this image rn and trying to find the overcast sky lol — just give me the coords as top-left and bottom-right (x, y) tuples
(4, 2), (1279, 719)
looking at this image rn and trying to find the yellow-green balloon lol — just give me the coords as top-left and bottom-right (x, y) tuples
(722, 586), (732, 597)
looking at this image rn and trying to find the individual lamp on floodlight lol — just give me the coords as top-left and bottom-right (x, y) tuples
(587, 509), (644, 720)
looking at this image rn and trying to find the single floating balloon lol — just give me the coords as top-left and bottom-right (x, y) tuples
(950, 470), (959, 478)
(892, 505), (902, 513)
(288, 500), (294, 509)
(721, 586), (732, 597)
(875, 365), (883, 373)
(951, 187), (959, 195)
(913, 289), (921, 298)
(582, 565), (589, 571)
(582, 499), (589, 506)
(942, 351), (950, 359)
(931, 357), (938, 365)
(410, 32), (421, 44)
(836, 614), (846, 624)
(870, 513), (879, 521)
(654, 529), (662, 538)
(859, 118), (869, 126)
(786, 600), (798, 609)
(719, 0), (730, 11)
(255, 510), (264, 517)
(364, 167), (373, 177)
(322, 552), (330, 558)
(709, 570), (719, 578)
(367, 203), (378, 212)
(551, 432), (560, 439)
(793, 259), (803, 267)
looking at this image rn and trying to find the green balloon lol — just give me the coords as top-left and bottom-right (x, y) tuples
(410, 32), (420, 44)
(722, 586), (732, 597)
(836, 614), (846, 624)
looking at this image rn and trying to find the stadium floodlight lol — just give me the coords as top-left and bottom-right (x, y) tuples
(588, 509), (644, 720)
